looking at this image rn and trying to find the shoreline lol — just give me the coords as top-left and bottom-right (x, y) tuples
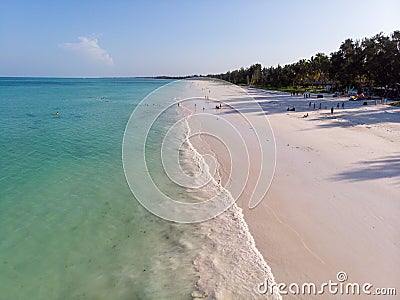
(182, 80), (400, 298)
(179, 80), (399, 298)
(180, 88), (281, 299)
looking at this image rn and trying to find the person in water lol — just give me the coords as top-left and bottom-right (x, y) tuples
(56, 111), (59, 116)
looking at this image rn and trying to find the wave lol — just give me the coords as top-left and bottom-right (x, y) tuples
(180, 100), (281, 299)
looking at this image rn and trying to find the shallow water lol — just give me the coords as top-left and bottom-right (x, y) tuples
(0, 77), (200, 299)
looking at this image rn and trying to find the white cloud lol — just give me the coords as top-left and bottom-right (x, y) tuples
(62, 36), (113, 65)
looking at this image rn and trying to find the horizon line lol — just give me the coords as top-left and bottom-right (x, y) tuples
(0, 75), (206, 79)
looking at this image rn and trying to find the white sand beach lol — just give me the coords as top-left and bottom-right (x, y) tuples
(182, 80), (399, 298)
(234, 89), (400, 299)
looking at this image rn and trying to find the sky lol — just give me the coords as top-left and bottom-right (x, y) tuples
(1, 0), (399, 77)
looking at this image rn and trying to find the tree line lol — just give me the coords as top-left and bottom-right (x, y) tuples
(209, 31), (400, 94)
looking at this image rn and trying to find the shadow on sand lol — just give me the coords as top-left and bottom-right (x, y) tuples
(330, 154), (400, 183)
(216, 89), (400, 129)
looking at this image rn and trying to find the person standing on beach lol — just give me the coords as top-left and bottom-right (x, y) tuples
(342, 102), (344, 109)
(319, 103), (322, 109)
(313, 102), (316, 109)
(331, 107), (334, 114)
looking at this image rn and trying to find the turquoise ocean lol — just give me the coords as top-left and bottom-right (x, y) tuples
(0, 77), (279, 300)
(0, 77), (203, 299)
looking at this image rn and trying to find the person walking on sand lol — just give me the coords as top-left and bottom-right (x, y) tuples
(331, 107), (334, 114)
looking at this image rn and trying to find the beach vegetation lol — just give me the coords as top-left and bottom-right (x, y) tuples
(209, 31), (400, 99)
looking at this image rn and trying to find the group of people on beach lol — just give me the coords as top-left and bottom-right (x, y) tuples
(306, 101), (345, 111)
(308, 102), (322, 109)
(291, 91), (312, 98)
(290, 100), (347, 116)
